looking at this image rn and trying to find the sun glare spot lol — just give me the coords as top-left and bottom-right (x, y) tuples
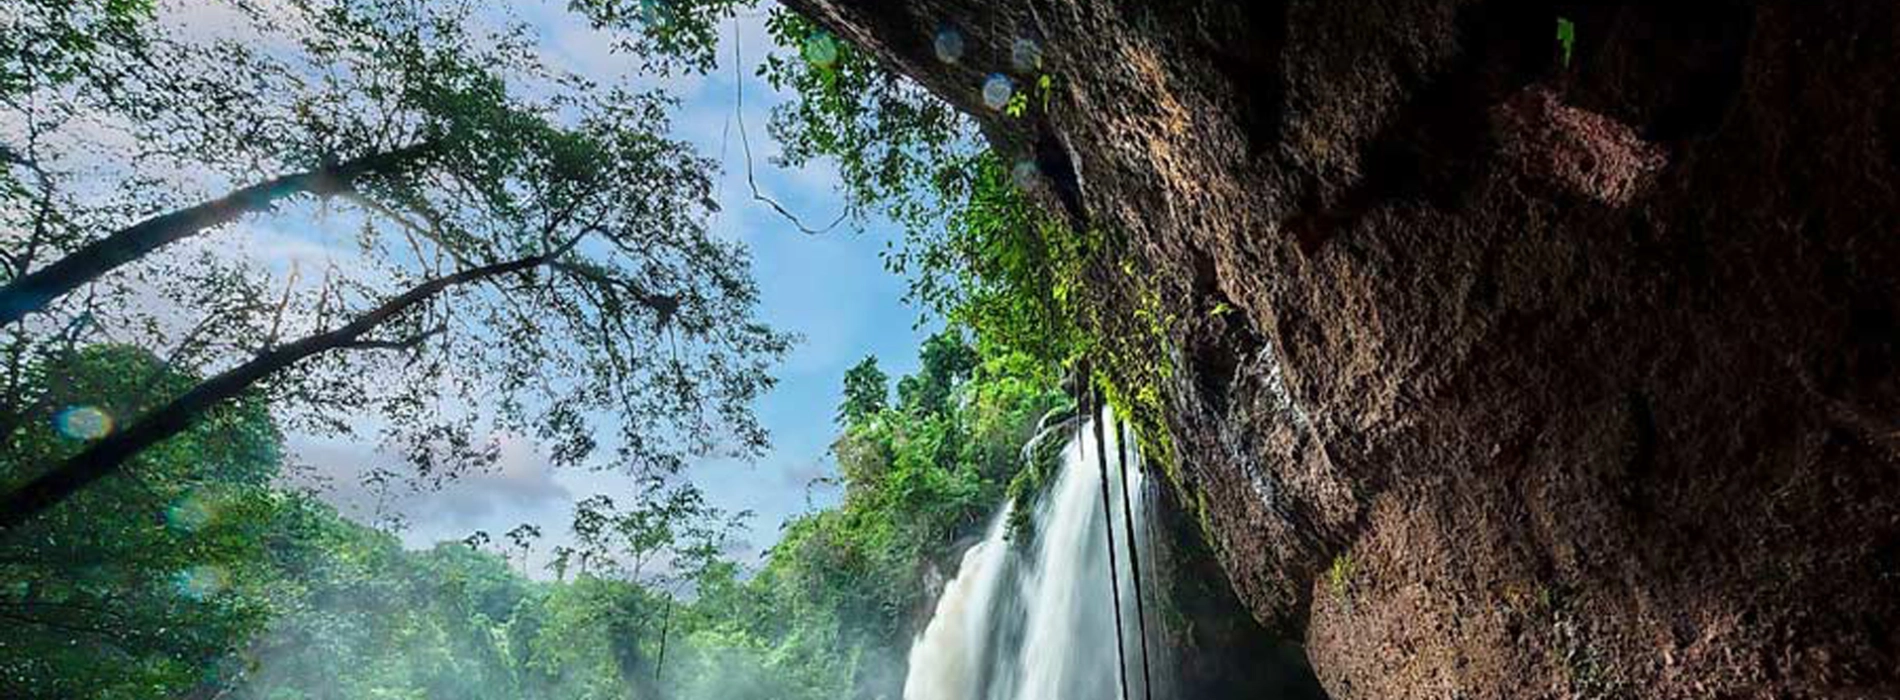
(1012, 160), (1040, 188)
(167, 491), (217, 532)
(803, 31), (840, 68)
(54, 405), (112, 441)
(173, 566), (230, 601)
(934, 27), (965, 64)
(982, 74), (1014, 110)
(1010, 37), (1042, 72)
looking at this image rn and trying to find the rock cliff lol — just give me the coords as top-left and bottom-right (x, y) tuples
(784, 1), (1900, 696)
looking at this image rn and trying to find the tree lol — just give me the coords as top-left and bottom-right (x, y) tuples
(0, 0), (151, 103)
(897, 330), (979, 416)
(0, 0), (790, 530)
(505, 522), (544, 574)
(504, 480), (746, 699)
(566, 0), (760, 73)
(0, 345), (288, 699)
(837, 356), (889, 424)
(755, 8), (976, 232)
(754, 9), (1092, 370)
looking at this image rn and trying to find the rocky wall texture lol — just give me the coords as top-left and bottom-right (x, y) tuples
(784, 0), (1900, 697)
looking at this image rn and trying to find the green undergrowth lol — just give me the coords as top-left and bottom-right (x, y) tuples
(1328, 552), (1357, 605)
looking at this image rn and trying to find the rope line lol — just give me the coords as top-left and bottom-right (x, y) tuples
(1116, 418), (1154, 700)
(1086, 382), (1132, 700)
(728, 17), (849, 236)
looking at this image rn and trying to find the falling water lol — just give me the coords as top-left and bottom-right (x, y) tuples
(904, 410), (1171, 700)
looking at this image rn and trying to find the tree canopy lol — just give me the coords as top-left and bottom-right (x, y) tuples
(1, 0), (791, 530)
(837, 356), (889, 424)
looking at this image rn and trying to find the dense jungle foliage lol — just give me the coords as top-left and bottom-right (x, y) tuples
(0, 333), (1062, 699)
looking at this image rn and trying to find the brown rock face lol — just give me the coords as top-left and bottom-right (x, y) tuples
(785, 0), (1900, 697)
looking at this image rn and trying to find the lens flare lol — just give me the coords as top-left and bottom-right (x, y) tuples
(982, 74), (1014, 111)
(803, 31), (839, 68)
(933, 27), (965, 64)
(173, 565), (229, 601)
(1012, 159), (1040, 188)
(54, 405), (112, 441)
(1011, 37), (1043, 72)
(167, 491), (216, 532)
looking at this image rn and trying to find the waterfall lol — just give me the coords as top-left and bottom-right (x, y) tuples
(903, 410), (1170, 700)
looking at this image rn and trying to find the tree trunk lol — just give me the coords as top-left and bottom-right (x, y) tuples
(0, 248), (549, 532)
(0, 143), (433, 327)
(653, 596), (673, 685)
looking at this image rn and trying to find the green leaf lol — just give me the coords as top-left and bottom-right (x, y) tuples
(1556, 17), (1577, 68)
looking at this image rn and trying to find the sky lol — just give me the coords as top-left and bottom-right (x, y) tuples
(265, 2), (940, 567)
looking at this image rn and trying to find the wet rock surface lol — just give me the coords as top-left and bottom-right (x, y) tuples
(786, 0), (1900, 696)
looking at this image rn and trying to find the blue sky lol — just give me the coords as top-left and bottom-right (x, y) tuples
(291, 2), (940, 566)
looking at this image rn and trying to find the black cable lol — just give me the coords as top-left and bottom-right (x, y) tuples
(1116, 417), (1154, 700)
(1087, 382), (1132, 700)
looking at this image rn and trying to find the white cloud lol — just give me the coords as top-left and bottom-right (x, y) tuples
(294, 432), (575, 540)
(417, 436), (574, 523)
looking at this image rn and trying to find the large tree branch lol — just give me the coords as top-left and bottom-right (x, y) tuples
(0, 142), (436, 327)
(553, 260), (680, 329)
(338, 324), (447, 351)
(0, 240), (576, 533)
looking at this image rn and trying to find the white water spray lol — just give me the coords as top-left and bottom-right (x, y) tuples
(903, 410), (1169, 700)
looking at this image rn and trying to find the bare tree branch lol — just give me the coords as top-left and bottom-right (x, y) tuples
(553, 261), (680, 330)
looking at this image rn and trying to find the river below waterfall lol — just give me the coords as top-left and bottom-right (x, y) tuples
(903, 410), (1172, 700)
